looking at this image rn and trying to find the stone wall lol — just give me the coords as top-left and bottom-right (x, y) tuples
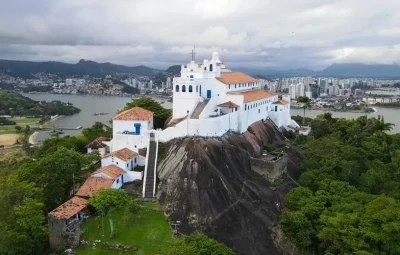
(250, 153), (288, 183)
(48, 215), (81, 250)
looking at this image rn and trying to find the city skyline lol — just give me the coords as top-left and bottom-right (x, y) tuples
(0, 0), (399, 69)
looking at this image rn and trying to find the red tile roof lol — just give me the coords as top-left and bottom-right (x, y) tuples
(113, 107), (153, 121)
(272, 99), (289, 105)
(217, 101), (240, 108)
(216, 72), (258, 84)
(85, 136), (108, 149)
(49, 196), (87, 219)
(92, 165), (125, 179)
(103, 147), (137, 161)
(76, 177), (114, 197)
(227, 89), (277, 103)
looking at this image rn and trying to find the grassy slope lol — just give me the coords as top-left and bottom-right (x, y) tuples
(76, 204), (175, 255)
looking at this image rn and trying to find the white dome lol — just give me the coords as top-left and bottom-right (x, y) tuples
(212, 52), (220, 61)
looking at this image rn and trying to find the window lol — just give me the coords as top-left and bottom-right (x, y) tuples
(259, 109), (260, 113)
(209, 64), (213, 72)
(175, 85), (179, 92)
(204, 67), (207, 71)
(245, 104), (247, 110)
(190, 75), (194, 79)
(182, 85), (186, 92)
(127, 163), (129, 168)
(189, 85), (193, 92)
(134, 158), (137, 163)
(116, 162), (118, 165)
(235, 84), (237, 88)
(116, 179), (119, 184)
(196, 85), (198, 92)
(229, 84), (230, 89)
(112, 157), (114, 162)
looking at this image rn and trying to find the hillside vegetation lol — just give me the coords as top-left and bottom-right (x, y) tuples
(0, 91), (80, 116)
(281, 113), (400, 254)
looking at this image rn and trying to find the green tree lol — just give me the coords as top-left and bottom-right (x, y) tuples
(82, 121), (112, 141)
(88, 188), (133, 215)
(161, 234), (235, 255)
(14, 125), (22, 132)
(49, 129), (64, 138)
(122, 97), (172, 129)
(297, 96), (310, 126)
(0, 198), (48, 255)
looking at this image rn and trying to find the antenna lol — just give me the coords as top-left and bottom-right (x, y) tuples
(189, 45), (196, 61)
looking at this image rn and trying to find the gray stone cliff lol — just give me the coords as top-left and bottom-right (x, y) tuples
(157, 120), (302, 255)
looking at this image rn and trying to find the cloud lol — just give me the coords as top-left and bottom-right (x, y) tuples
(0, 0), (399, 69)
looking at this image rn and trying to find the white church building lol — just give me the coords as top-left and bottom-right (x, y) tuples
(85, 52), (298, 198)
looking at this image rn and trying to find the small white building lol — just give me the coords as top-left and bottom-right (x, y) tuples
(91, 165), (127, 189)
(101, 147), (139, 172)
(85, 136), (110, 157)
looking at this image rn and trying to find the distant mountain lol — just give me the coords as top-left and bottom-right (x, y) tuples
(0, 59), (161, 78)
(237, 63), (400, 78)
(153, 65), (181, 87)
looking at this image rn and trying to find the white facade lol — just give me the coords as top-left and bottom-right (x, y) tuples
(110, 52), (295, 151)
(113, 117), (153, 136)
(101, 154), (139, 171)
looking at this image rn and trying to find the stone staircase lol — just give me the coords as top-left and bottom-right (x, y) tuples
(191, 99), (209, 119)
(143, 140), (157, 198)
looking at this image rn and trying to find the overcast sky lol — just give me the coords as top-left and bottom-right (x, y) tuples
(0, 0), (399, 70)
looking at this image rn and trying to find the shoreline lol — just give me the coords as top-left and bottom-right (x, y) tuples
(50, 115), (64, 122)
(29, 131), (38, 145)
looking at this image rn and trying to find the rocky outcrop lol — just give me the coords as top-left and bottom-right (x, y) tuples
(156, 121), (302, 255)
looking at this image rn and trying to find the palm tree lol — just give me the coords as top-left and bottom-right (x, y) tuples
(376, 115), (394, 132)
(297, 96), (310, 126)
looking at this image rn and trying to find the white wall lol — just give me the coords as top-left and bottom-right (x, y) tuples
(111, 176), (123, 189)
(124, 171), (143, 182)
(112, 133), (150, 151)
(113, 118), (153, 136)
(87, 147), (106, 157)
(101, 155), (139, 171)
(138, 155), (146, 166)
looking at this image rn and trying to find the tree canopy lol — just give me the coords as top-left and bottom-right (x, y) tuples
(122, 97), (172, 129)
(0, 135), (100, 254)
(0, 91), (80, 117)
(161, 234), (235, 255)
(280, 115), (400, 254)
(87, 188), (132, 214)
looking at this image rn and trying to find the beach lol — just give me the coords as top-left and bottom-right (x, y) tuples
(29, 131), (38, 145)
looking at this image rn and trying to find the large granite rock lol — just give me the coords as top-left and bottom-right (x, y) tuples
(157, 121), (302, 255)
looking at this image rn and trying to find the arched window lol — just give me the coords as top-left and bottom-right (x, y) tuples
(189, 85), (193, 92)
(196, 85), (198, 92)
(209, 64), (213, 72)
(175, 85), (179, 92)
(182, 85), (186, 92)
(204, 67), (207, 71)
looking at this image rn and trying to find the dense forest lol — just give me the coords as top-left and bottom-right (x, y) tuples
(0, 91), (80, 116)
(280, 113), (400, 254)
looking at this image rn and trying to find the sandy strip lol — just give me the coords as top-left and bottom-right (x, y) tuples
(29, 131), (38, 144)
(50, 115), (65, 122)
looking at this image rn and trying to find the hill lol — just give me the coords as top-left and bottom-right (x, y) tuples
(0, 59), (161, 79)
(0, 91), (80, 116)
(153, 65), (181, 87)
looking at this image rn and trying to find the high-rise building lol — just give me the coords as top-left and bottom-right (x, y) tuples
(166, 77), (172, 88)
(305, 76), (313, 86)
(289, 84), (297, 99)
(296, 83), (305, 98)
(65, 79), (73, 86)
